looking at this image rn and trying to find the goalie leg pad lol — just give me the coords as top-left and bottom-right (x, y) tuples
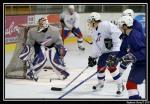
(49, 49), (69, 79)
(19, 45), (31, 61)
(53, 45), (67, 66)
(31, 46), (47, 72)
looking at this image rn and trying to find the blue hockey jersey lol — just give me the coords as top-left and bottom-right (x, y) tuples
(118, 29), (146, 62)
(133, 19), (144, 36)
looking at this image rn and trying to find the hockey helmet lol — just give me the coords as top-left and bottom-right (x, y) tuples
(87, 12), (101, 22)
(122, 9), (135, 18)
(118, 15), (133, 27)
(68, 5), (75, 10)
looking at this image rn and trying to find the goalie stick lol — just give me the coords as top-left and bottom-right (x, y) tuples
(51, 66), (89, 91)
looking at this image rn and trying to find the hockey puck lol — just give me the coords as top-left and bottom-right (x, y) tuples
(92, 86), (96, 90)
(51, 87), (62, 91)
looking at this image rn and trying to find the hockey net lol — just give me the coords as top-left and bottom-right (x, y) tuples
(5, 25), (30, 79)
(5, 24), (61, 79)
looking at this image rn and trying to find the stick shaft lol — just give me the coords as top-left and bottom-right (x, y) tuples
(58, 71), (97, 99)
(64, 66), (89, 88)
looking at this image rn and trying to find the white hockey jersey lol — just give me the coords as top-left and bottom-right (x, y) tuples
(60, 11), (80, 30)
(91, 21), (122, 58)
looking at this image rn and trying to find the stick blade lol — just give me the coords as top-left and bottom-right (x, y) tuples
(51, 87), (62, 91)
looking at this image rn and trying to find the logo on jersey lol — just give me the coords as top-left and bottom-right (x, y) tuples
(40, 36), (52, 46)
(96, 33), (101, 42)
(66, 18), (75, 25)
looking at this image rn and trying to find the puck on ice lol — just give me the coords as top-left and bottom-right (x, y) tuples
(92, 86), (96, 90)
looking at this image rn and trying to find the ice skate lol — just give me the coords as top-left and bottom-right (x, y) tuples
(78, 45), (85, 51)
(92, 80), (104, 91)
(26, 69), (38, 81)
(116, 83), (125, 96)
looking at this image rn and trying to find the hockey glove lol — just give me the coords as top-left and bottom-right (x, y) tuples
(120, 53), (136, 65)
(119, 33), (128, 40)
(71, 27), (76, 33)
(88, 56), (97, 67)
(104, 38), (113, 50)
(106, 54), (118, 67)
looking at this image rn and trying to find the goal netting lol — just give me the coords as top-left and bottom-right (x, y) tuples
(5, 25), (60, 79)
(5, 25), (34, 79)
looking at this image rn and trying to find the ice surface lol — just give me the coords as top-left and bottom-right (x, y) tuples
(4, 43), (146, 100)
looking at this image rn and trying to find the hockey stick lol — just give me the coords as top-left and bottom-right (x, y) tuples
(51, 66), (89, 91)
(73, 32), (93, 45)
(60, 19), (92, 45)
(58, 71), (98, 99)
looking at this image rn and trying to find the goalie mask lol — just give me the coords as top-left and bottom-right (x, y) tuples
(37, 17), (49, 32)
(87, 12), (101, 29)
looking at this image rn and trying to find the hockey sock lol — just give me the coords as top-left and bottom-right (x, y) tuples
(77, 38), (84, 46)
(97, 66), (106, 82)
(126, 80), (141, 99)
(108, 66), (122, 84)
(119, 63), (127, 75)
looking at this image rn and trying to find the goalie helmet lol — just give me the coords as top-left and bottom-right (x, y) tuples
(122, 9), (135, 18)
(37, 17), (49, 32)
(87, 12), (101, 22)
(118, 15), (133, 27)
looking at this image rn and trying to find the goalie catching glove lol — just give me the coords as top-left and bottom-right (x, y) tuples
(88, 56), (97, 67)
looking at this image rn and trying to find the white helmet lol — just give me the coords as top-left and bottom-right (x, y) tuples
(68, 5), (75, 9)
(122, 9), (135, 18)
(118, 15), (133, 27)
(38, 17), (49, 32)
(87, 12), (101, 22)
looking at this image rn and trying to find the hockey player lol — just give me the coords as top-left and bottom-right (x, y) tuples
(87, 12), (124, 95)
(117, 16), (146, 99)
(60, 5), (85, 51)
(19, 17), (69, 81)
(119, 9), (145, 76)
